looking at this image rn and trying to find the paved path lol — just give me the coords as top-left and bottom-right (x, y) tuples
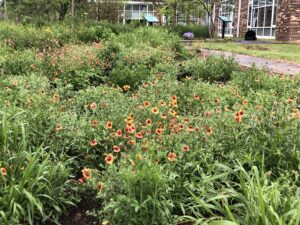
(199, 48), (300, 76)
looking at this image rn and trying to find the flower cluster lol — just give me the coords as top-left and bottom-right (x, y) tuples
(183, 32), (195, 40)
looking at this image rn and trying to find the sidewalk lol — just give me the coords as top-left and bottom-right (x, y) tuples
(199, 48), (300, 76)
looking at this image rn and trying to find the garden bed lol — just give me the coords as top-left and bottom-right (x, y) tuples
(0, 22), (299, 225)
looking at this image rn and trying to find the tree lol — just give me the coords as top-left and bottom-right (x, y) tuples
(198, 0), (219, 38)
(158, 0), (218, 37)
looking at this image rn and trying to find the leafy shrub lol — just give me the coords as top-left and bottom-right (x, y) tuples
(76, 25), (114, 43)
(231, 66), (300, 96)
(181, 56), (239, 82)
(0, 23), (58, 50)
(108, 64), (150, 90)
(99, 159), (173, 225)
(170, 25), (210, 39)
(1, 50), (36, 75)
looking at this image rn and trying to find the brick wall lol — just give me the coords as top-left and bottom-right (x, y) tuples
(276, 0), (300, 41)
(236, 0), (249, 38)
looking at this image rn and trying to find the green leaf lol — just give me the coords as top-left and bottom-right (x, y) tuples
(208, 220), (239, 225)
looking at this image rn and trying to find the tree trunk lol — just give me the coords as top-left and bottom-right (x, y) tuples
(208, 12), (215, 38)
(173, 2), (177, 26)
(58, 3), (69, 21)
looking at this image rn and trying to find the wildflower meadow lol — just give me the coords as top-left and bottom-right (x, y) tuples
(0, 21), (299, 225)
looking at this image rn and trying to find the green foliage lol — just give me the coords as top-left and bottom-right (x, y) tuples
(180, 56), (239, 82)
(0, 113), (75, 225)
(99, 159), (174, 225)
(0, 22), (299, 225)
(1, 49), (36, 75)
(76, 25), (114, 43)
(108, 64), (150, 90)
(170, 24), (210, 39)
(181, 164), (300, 225)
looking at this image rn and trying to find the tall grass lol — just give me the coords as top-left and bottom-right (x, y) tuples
(0, 112), (75, 225)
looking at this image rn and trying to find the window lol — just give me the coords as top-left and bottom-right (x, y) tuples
(247, 0), (278, 37)
(218, 0), (234, 36)
(120, 3), (154, 22)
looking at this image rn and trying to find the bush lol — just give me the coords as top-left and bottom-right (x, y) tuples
(98, 159), (173, 225)
(169, 24), (210, 39)
(180, 56), (239, 82)
(108, 64), (150, 90)
(76, 25), (114, 43)
(0, 23), (58, 50)
(1, 50), (36, 75)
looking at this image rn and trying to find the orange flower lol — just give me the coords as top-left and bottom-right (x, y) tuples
(135, 132), (143, 139)
(235, 115), (242, 123)
(115, 129), (123, 137)
(113, 145), (121, 153)
(194, 95), (200, 100)
(146, 118), (152, 126)
(142, 141), (149, 151)
(159, 100), (166, 107)
(55, 124), (63, 131)
(97, 181), (104, 193)
(90, 102), (97, 110)
(125, 125), (135, 133)
(151, 107), (159, 115)
(238, 110), (244, 117)
(242, 100), (248, 105)
(12, 80), (18, 86)
(172, 95), (177, 101)
(178, 123), (184, 130)
(90, 139), (97, 147)
(224, 106), (230, 111)
(91, 120), (99, 128)
(130, 160), (135, 167)
(287, 97), (294, 103)
(205, 111), (212, 118)
(160, 113), (167, 119)
(105, 154), (115, 165)
(136, 153), (142, 161)
(206, 127), (213, 135)
(155, 128), (164, 136)
(123, 85), (130, 91)
(81, 168), (92, 180)
(186, 126), (194, 132)
(143, 101), (151, 107)
(127, 139), (136, 145)
(183, 145), (190, 152)
(1, 167), (7, 176)
(169, 109), (177, 117)
(167, 152), (177, 161)
(215, 98), (220, 104)
(53, 94), (59, 101)
(105, 121), (113, 129)
(183, 117), (190, 123)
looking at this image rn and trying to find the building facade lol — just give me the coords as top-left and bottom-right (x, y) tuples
(214, 0), (300, 41)
(118, 1), (158, 24)
(117, 1), (207, 25)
